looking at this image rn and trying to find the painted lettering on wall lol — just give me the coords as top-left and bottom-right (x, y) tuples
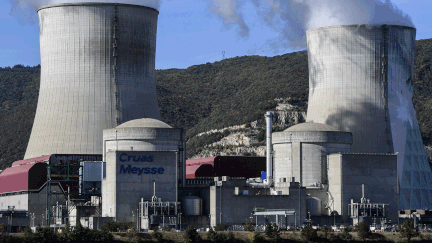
(119, 153), (154, 162)
(119, 165), (164, 175)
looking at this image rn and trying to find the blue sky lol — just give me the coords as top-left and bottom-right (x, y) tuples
(0, 0), (431, 70)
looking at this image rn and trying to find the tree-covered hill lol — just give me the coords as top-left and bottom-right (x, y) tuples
(1, 38), (432, 169)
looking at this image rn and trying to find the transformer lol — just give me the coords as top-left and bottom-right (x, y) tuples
(25, 3), (160, 159)
(306, 24), (432, 210)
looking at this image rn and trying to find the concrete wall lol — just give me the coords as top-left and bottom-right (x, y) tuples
(273, 130), (351, 187)
(103, 127), (185, 160)
(103, 151), (177, 221)
(28, 184), (64, 226)
(25, 3), (160, 159)
(102, 152), (117, 219)
(103, 126), (186, 187)
(0, 183), (64, 227)
(210, 180), (307, 227)
(0, 194), (28, 212)
(328, 153), (399, 223)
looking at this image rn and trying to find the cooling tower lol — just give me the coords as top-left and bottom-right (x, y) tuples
(25, 3), (160, 159)
(306, 24), (432, 209)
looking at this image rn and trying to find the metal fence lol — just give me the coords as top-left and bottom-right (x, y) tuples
(226, 225), (267, 232)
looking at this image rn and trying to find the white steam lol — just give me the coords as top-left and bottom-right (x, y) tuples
(8, 0), (160, 25)
(211, 0), (249, 37)
(212, 0), (414, 49)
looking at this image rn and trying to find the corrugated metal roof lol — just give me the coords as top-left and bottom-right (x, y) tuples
(0, 163), (34, 193)
(12, 155), (51, 167)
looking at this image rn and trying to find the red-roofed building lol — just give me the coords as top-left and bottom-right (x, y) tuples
(0, 163), (47, 194)
(186, 156), (265, 179)
(11, 155), (51, 167)
(0, 154), (102, 231)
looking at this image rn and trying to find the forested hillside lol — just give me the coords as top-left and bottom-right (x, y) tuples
(1, 38), (432, 169)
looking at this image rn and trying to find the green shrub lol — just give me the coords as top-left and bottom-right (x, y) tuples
(184, 226), (201, 243)
(0, 234), (14, 243)
(34, 227), (59, 243)
(207, 227), (218, 242)
(101, 220), (118, 232)
(264, 222), (273, 238)
(251, 232), (265, 243)
(101, 230), (114, 243)
(301, 226), (318, 242)
(126, 227), (141, 243)
(117, 221), (135, 231)
(215, 224), (227, 231)
(62, 222), (71, 234)
(321, 226), (331, 239)
(263, 223), (280, 241)
(53, 221), (112, 243)
(340, 227), (354, 242)
(270, 224), (280, 243)
(162, 225), (172, 231)
(227, 231), (236, 243)
(89, 229), (113, 243)
(152, 227), (163, 243)
(340, 225), (351, 232)
(354, 222), (371, 241)
(399, 220), (419, 242)
(23, 226), (35, 243)
(244, 222), (256, 232)
(327, 233), (339, 242)
(0, 223), (6, 233)
(215, 233), (227, 243)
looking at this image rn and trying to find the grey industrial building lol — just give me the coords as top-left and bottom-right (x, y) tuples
(0, 1), (431, 232)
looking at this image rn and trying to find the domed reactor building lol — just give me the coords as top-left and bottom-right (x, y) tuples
(306, 24), (432, 210)
(25, 2), (160, 159)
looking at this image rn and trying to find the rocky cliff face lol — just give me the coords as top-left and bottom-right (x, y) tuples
(188, 99), (306, 159)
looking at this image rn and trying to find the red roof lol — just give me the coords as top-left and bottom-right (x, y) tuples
(186, 156), (216, 166)
(186, 157), (216, 179)
(0, 155), (51, 194)
(0, 163), (35, 193)
(12, 155), (51, 167)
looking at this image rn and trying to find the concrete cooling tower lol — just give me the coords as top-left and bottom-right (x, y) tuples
(25, 3), (160, 159)
(306, 24), (432, 209)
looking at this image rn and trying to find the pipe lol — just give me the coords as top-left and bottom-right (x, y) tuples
(152, 180), (157, 202)
(265, 111), (273, 187)
(175, 151), (179, 204)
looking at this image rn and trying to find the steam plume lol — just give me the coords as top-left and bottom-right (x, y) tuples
(8, 0), (160, 25)
(211, 0), (249, 37)
(212, 0), (414, 50)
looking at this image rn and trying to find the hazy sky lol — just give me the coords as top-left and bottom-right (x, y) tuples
(0, 0), (431, 70)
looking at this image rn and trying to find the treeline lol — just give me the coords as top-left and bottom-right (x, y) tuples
(0, 220), (431, 243)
